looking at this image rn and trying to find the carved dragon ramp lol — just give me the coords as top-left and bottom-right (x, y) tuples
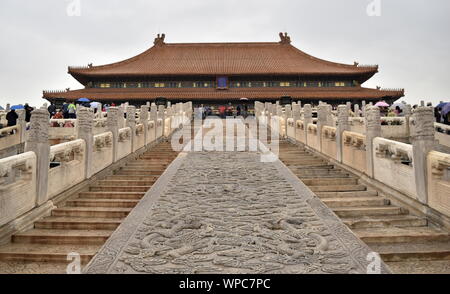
(85, 148), (390, 274)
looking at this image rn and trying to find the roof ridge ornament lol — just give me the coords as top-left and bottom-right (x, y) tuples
(154, 33), (166, 46)
(279, 32), (291, 44)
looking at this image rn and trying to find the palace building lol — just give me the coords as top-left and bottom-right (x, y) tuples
(43, 33), (404, 107)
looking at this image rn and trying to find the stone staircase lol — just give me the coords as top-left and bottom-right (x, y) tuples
(0, 142), (179, 274)
(279, 141), (450, 274)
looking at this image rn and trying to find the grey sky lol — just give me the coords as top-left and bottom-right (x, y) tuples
(0, 0), (449, 108)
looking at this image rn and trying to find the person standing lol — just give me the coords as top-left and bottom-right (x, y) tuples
(68, 102), (77, 119)
(6, 109), (18, 127)
(48, 103), (57, 118)
(24, 103), (33, 122)
(435, 107), (442, 123)
(62, 102), (69, 119)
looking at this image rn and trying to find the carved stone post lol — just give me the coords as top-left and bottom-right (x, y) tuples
(158, 105), (166, 133)
(140, 105), (149, 145)
(126, 106), (137, 151)
(361, 101), (366, 117)
(337, 105), (350, 162)
(404, 104), (412, 138)
(77, 107), (94, 178)
(411, 106), (436, 204)
(117, 106), (125, 129)
(365, 106), (382, 178)
(107, 107), (120, 162)
(150, 104), (158, 139)
(25, 109), (50, 205)
(6, 104), (10, 112)
(317, 104), (329, 152)
(346, 102), (352, 113)
(16, 109), (26, 143)
(303, 104), (313, 145)
(354, 104), (360, 117)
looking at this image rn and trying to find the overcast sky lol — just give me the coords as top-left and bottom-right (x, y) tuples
(0, 0), (449, 108)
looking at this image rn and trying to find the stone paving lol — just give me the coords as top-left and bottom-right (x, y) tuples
(85, 139), (387, 273)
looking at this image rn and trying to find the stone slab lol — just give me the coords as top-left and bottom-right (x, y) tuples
(85, 150), (390, 274)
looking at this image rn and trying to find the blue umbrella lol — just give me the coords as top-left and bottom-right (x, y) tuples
(77, 98), (91, 103)
(11, 105), (25, 110)
(436, 102), (449, 108)
(441, 103), (450, 116)
(0, 106), (4, 110)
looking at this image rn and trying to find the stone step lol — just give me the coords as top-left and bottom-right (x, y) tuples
(370, 241), (450, 262)
(354, 227), (450, 244)
(309, 184), (367, 192)
(119, 168), (166, 173)
(302, 178), (358, 186)
(52, 207), (132, 218)
(105, 175), (159, 182)
(12, 229), (113, 245)
(125, 164), (168, 168)
(35, 217), (123, 230)
(333, 206), (407, 218)
(315, 190), (378, 198)
(322, 197), (389, 208)
(89, 186), (151, 192)
(294, 171), (350, 179)
(79, 191), (145, 200)
(115, 170), (163, 176)
(0, 244), (99, 263)
(386, 260), (450, 274)
(284, 160), (327, 166)
(97, 180), (155, 186)
(66, 199), (140, 208)
(288, 164), (336, 170)
(342, 215), (428, 229)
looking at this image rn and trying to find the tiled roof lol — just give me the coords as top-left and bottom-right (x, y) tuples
(68, 34), (378, 80)
(43, 87), (404, 101)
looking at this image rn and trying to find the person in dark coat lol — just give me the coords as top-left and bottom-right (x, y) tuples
(6, 109), (18, 127)
(24, 104), (33, 122)
(48, 103), (57, 118)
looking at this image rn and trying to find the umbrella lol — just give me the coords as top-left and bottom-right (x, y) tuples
(441, 103), (450, 116)
(11, 105), (25, 110)
(391, 103), (406, 110)
(436, 102), (449, 108)
(375, 101), (390, 107)
(240, 98), (249, 101)
(90, 102), (101, 108)
(0, 106), (4, 110)
(77, 98), (90, 103)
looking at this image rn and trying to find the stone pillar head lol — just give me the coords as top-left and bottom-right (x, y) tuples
(361, 101), (367, 116)
(77, 107), (94, 135)
(317, 104), (328, 123)
(27, 109), (49, 144)
(404, 104), (412, 117)
(337, 105), (349, 129)
(140, 105), (149, 123)
(126, 106), (137, 125)
(365, 106), (382, 134)
(150, 104), (158, 122)
(354, 104), (360, 117)
(304, 104), (313, 120)
(107, 107), (119, 129)
(411, 106), (435, 141)
(6, 103), (11, 111)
